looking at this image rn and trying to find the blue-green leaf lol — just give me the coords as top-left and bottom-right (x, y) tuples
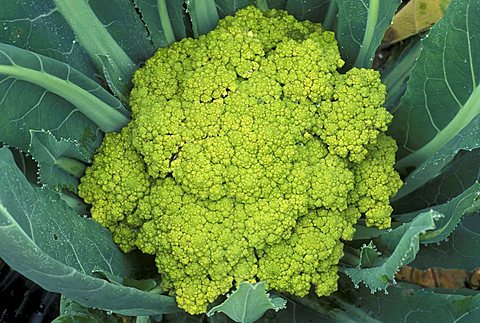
(0, 1), (97, 78)
(93, 269), (161, 293)
(266, 0), (287, 10)
(274, 292), (379, 322)
(349, 283), (480, 322)
(28, 130), (89, 192)
(97, 55), (131, 104)
(186, 0), (219, 37)
(395, 182), (480, 243)
(0, 147), (178, 316)
(336, 0), (401, 68)
(257, 298), (333, 323)
(0, 43), (129, 154)
(393, 115), (480, 202)
(352, 220), (402, 240)
(215, 1), (252, 17)
(53, 296), (122, 323)
(163, 312), (206, 322)
(391, 0), (480, 172)
(357, 241), (383, 268)
(207, 282), (286, 323)
(380, 37), (422, 110)
(344, 210), (438, 292)
(286, 0), (330, 22)
(57, 191), (88, 215)
(52, 0), (153, 101)
(0, 0), (155, 101)
(167, 0), (188, 39)
(412, 215), (480, 271)
(82, 0), (155, 63)
(133, 0), (176, 47)
(394, 150), (480, 214)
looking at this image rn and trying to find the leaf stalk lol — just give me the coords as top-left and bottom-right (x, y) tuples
(355, 0), (380, 67)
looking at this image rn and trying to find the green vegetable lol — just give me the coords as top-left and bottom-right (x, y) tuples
(206, 282), (286, 322)
(0, 0), (479, 322)
(0, 147), (178, 316)
(336, 0), (402, 68)
(78, 6), (401, 314)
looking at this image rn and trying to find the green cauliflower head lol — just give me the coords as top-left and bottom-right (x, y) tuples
(79, 6), (402, 314)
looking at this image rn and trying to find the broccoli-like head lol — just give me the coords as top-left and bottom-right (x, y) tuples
(78, 6), (402, 314)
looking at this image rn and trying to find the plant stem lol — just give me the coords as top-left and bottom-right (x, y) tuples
(56, 157), (86, 178)
(323, 0), (338, 31)
(0, 61), (129, 132)
(355, 0), (380, 67)
(186, 0), (219, 37)
(148, 286), (165, 294)
(54, 0), (136, 87)
(395, 84), (480, 172)
(158, 0), (176, 45)
(255, 0), (269, 11)
(58, 192), (88, 215)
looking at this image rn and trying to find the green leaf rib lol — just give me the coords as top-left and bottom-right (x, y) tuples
(0, 147), (178, 316)
(0, 43), (130, 132)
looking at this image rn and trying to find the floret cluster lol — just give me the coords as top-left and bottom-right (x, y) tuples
(79, 6), (402, 314)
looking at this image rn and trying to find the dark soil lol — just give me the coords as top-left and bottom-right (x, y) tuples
(0, 260), (60, 323)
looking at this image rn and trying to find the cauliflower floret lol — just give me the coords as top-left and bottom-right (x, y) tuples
(78, 6), (402, 315)
(350, 134), (403, 229)
(78, 125), (150, 251)
(316, 68), (393, 163)
(257, 210), (348, 296)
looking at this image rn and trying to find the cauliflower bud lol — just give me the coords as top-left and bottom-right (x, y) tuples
(79, 6), (402, 314)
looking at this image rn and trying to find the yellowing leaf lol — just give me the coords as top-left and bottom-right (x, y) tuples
(383, 0), (451, 44)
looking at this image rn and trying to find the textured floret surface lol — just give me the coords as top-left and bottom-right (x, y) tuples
(79, 6), (402, 314)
